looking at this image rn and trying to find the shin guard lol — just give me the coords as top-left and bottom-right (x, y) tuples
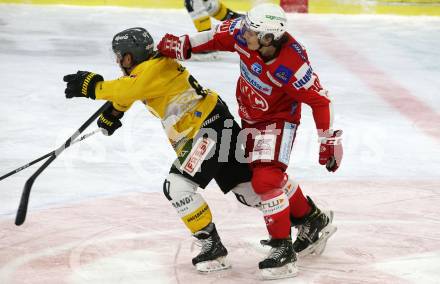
(164, 173), (212, 233)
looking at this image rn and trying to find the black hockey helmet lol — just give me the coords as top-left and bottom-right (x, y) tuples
(112, 27), (154, 64)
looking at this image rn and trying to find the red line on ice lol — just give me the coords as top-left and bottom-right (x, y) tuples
(298, 20), (440, 143)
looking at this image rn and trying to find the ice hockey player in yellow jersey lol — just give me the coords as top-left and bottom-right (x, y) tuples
(184, 0), (242, 32)
(62, 27), (264, 273)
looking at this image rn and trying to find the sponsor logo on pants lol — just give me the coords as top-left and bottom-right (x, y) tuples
(181, 136), (215, 176)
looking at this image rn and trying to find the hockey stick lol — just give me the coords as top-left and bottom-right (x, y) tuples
(0, 129), (103, 182)
(15, 101), (112, 226)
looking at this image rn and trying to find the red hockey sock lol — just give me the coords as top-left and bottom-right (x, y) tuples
(289, 185), (311, 218)
(260, 190), (291, 239)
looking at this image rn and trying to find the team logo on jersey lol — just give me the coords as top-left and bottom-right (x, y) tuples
(240, 61), (272, 95)
(274, 65), (293, 83)
(290, 43), (307, 62)
(251, 62), (262, 76)
(293, 64), (314, 90)
(252, 92), (269, 111)
(240, 80), (269, 112)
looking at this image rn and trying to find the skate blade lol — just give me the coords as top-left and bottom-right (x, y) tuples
(196, 256), (231, 273)
(298, 224), (337, 257)
(325, 210), (334, 223)
(260, 262), (298, 280)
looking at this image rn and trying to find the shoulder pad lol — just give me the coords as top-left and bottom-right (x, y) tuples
(288, 42), (308, 62)
(216, 18), (242, 35)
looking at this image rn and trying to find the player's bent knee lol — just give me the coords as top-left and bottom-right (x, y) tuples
(163, 173), (198, 200)
(251, 166), (286, 195)
(163, 173), (212, 233)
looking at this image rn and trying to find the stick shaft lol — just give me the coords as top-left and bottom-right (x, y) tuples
(15, 102), (111, 226)
(0, 129), (102, 182)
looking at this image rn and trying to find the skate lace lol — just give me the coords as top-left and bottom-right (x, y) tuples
(297, 223), (313, 242)
(195, 236), (213, 255)
(266, 245), (285, 260)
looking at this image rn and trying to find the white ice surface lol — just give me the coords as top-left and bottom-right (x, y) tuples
(0, 4), (439, 284)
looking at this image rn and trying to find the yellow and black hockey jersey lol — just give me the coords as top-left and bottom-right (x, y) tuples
(94, 57), (218, 155)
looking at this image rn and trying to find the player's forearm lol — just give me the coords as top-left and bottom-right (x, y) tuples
(189, 29), (233, 53)
(95, 81), (117, 101)
(189, 30), (217, 52)
(312, 105), (333, 134)
(296, 88), (333, 133)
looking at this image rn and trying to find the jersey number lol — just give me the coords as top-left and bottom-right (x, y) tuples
(189, 75), (208, 97)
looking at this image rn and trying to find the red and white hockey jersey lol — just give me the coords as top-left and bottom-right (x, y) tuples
(190, 18), (333, 132)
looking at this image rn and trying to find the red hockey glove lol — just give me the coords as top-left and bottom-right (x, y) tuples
(157, 33), (191, 60)
(319, 130), (343, 172)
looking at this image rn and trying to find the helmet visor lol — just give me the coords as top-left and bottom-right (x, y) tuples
(239, 17), (260, 36)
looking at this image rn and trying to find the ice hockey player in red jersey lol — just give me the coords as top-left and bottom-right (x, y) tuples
(158, 2), (342, 280)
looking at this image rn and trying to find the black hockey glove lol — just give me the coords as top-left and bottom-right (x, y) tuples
(63, 71), (104, 99)
(97, 105), (124, 136)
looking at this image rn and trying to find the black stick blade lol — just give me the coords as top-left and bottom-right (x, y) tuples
(15, 178), (35, 226)
(14, 102), (111, 226)
(15, 154), (56, 226)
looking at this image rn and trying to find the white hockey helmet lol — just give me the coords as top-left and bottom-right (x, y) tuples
(243, 3), (287, 41)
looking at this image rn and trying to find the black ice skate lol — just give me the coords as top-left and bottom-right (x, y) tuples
(293, 196), (337, 257)
(260, 197), (337, 257)
(259, 238), (298, 280)
(192, 223), (231, 272)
